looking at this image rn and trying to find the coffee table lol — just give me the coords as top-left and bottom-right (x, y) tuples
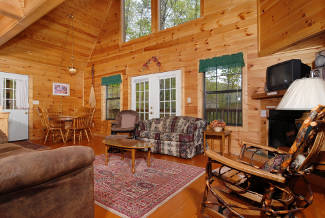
(102, 135), (152, 174)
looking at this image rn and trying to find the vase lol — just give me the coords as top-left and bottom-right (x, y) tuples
(213, 127), (223, 132)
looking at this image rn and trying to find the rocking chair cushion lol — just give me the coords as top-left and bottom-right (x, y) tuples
(261, 154), (289, 172)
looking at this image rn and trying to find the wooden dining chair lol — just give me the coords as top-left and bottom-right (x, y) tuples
(86, 107), (95, 137)
(65, 115), (90, 144)
(37, 107), (66, 144)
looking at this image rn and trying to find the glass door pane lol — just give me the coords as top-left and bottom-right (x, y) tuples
(135, 81), (149, 120)
(132, 70), (182, 120)
(159, 77), (176, 118)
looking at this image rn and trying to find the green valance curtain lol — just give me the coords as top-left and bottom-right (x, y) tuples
(101, 74), (122, 86)
(199, 52), (245, 72)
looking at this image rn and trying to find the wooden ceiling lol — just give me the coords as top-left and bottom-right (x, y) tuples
(0, 0), (112, 71)
(0, 0), (68, 46)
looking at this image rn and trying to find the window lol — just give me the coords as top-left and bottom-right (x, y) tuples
(200, 52), (244, 126)
(3, 78), (16, 110)
(106, 84), (120, 120)
(123, 0), (151, 42)
(204, 67), (242, 126)
(160, 0), (200, 30)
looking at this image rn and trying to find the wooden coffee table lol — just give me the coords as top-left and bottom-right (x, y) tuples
(102, 135), (152, 174)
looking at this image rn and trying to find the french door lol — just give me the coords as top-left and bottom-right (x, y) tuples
(131, 70), (182, 120)
(0, 72), (29, 141)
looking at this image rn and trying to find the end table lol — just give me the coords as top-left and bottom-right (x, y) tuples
(203, 130), (232, 155)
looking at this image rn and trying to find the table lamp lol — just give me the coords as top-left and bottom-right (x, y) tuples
(277, 77), (325, 110)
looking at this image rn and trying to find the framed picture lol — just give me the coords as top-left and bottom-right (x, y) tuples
(53, 83), (70, 96)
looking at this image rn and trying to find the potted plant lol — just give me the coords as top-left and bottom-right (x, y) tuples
(209, 120), (226, 132)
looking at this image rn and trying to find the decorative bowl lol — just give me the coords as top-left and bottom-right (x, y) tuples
(213, 127), (223, 132)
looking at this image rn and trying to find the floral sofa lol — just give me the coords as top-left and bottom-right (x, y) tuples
(136, 116), (207, 159)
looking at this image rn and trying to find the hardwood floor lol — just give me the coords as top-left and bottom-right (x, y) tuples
(32, 136), (325, 218)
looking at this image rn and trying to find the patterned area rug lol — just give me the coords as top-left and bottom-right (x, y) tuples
(94, 154), (205, 218)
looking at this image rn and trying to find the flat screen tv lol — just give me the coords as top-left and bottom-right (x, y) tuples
(266, 59), (311, 91)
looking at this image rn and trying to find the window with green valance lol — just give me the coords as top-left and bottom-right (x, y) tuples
(201, 52), (245, 126)
(101, 74), (122, 86)
(102, 74), (122, 120)
(199, 52), (245, 73)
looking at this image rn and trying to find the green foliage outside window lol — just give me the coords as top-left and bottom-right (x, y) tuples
(123, 0), (200, 42)
(106, 84), (120, 120)
(124, 0), (151, 42)
(204, 66), (242, 126)
(160, 0), (200, 30)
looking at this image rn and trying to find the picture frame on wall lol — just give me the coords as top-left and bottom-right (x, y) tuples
(53, 83), (70, 96)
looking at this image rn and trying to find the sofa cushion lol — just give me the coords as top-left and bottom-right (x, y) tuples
(159, 132), (194, 142)
(0, 146), (94, 194)
(150, 119), (162, 132)
(138, 131), (160, 140)
(0, 143), (32, 159)
(157, 116), (198, 134)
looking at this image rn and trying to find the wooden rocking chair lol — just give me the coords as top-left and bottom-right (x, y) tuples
(201, 105), (325, 217)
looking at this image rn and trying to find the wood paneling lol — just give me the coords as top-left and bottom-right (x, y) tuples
(84, 0), (325, 155)
(258, 0), (325, 56)
(0, 0), (111, 140)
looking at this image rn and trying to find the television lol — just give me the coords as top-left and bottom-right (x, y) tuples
(266, 59), (311, 91)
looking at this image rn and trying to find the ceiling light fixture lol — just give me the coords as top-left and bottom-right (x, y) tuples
(68, 14), (77, 75)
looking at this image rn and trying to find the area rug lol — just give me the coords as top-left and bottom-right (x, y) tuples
(13, 140), (49, 150)
(94, 154), (205, 218)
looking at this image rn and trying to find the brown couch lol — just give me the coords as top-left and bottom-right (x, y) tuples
(0, 135), (95, 217)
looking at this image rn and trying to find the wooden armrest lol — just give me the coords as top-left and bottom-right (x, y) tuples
(242, 141), (288, 155)
(110, 120), (119, 125)
(205, 150), (286, 183)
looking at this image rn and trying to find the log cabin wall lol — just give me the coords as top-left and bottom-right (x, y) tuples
(0, 0), (112, 140)
(85, 0), (325, 155)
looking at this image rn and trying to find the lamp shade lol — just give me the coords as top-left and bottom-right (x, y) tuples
(277, 78), (325, 110)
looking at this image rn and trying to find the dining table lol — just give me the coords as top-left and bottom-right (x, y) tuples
(49, 115), (74, 122)
(48, 115), (75, 130)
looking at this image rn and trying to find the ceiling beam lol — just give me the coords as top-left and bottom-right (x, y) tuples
(0, 1), (24, 20)
(0, 0), (66, 47)
(18, 0), (25, 8)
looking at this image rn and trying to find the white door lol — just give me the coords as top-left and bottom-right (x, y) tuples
(0, 72), (29, 141)
(131, 70), (182, 120)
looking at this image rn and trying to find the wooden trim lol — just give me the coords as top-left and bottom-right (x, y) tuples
(200, 0), (204, 17)
(151, 0), (159, 33)
(242, 141), (289, 154)
(120, 0), (125, 43)
(0, 2), (23, 20)
(251, 89), (286, 100)
(257, 0), (261, 56)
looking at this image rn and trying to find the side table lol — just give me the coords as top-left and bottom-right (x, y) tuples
(203, 130), (232, 155)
